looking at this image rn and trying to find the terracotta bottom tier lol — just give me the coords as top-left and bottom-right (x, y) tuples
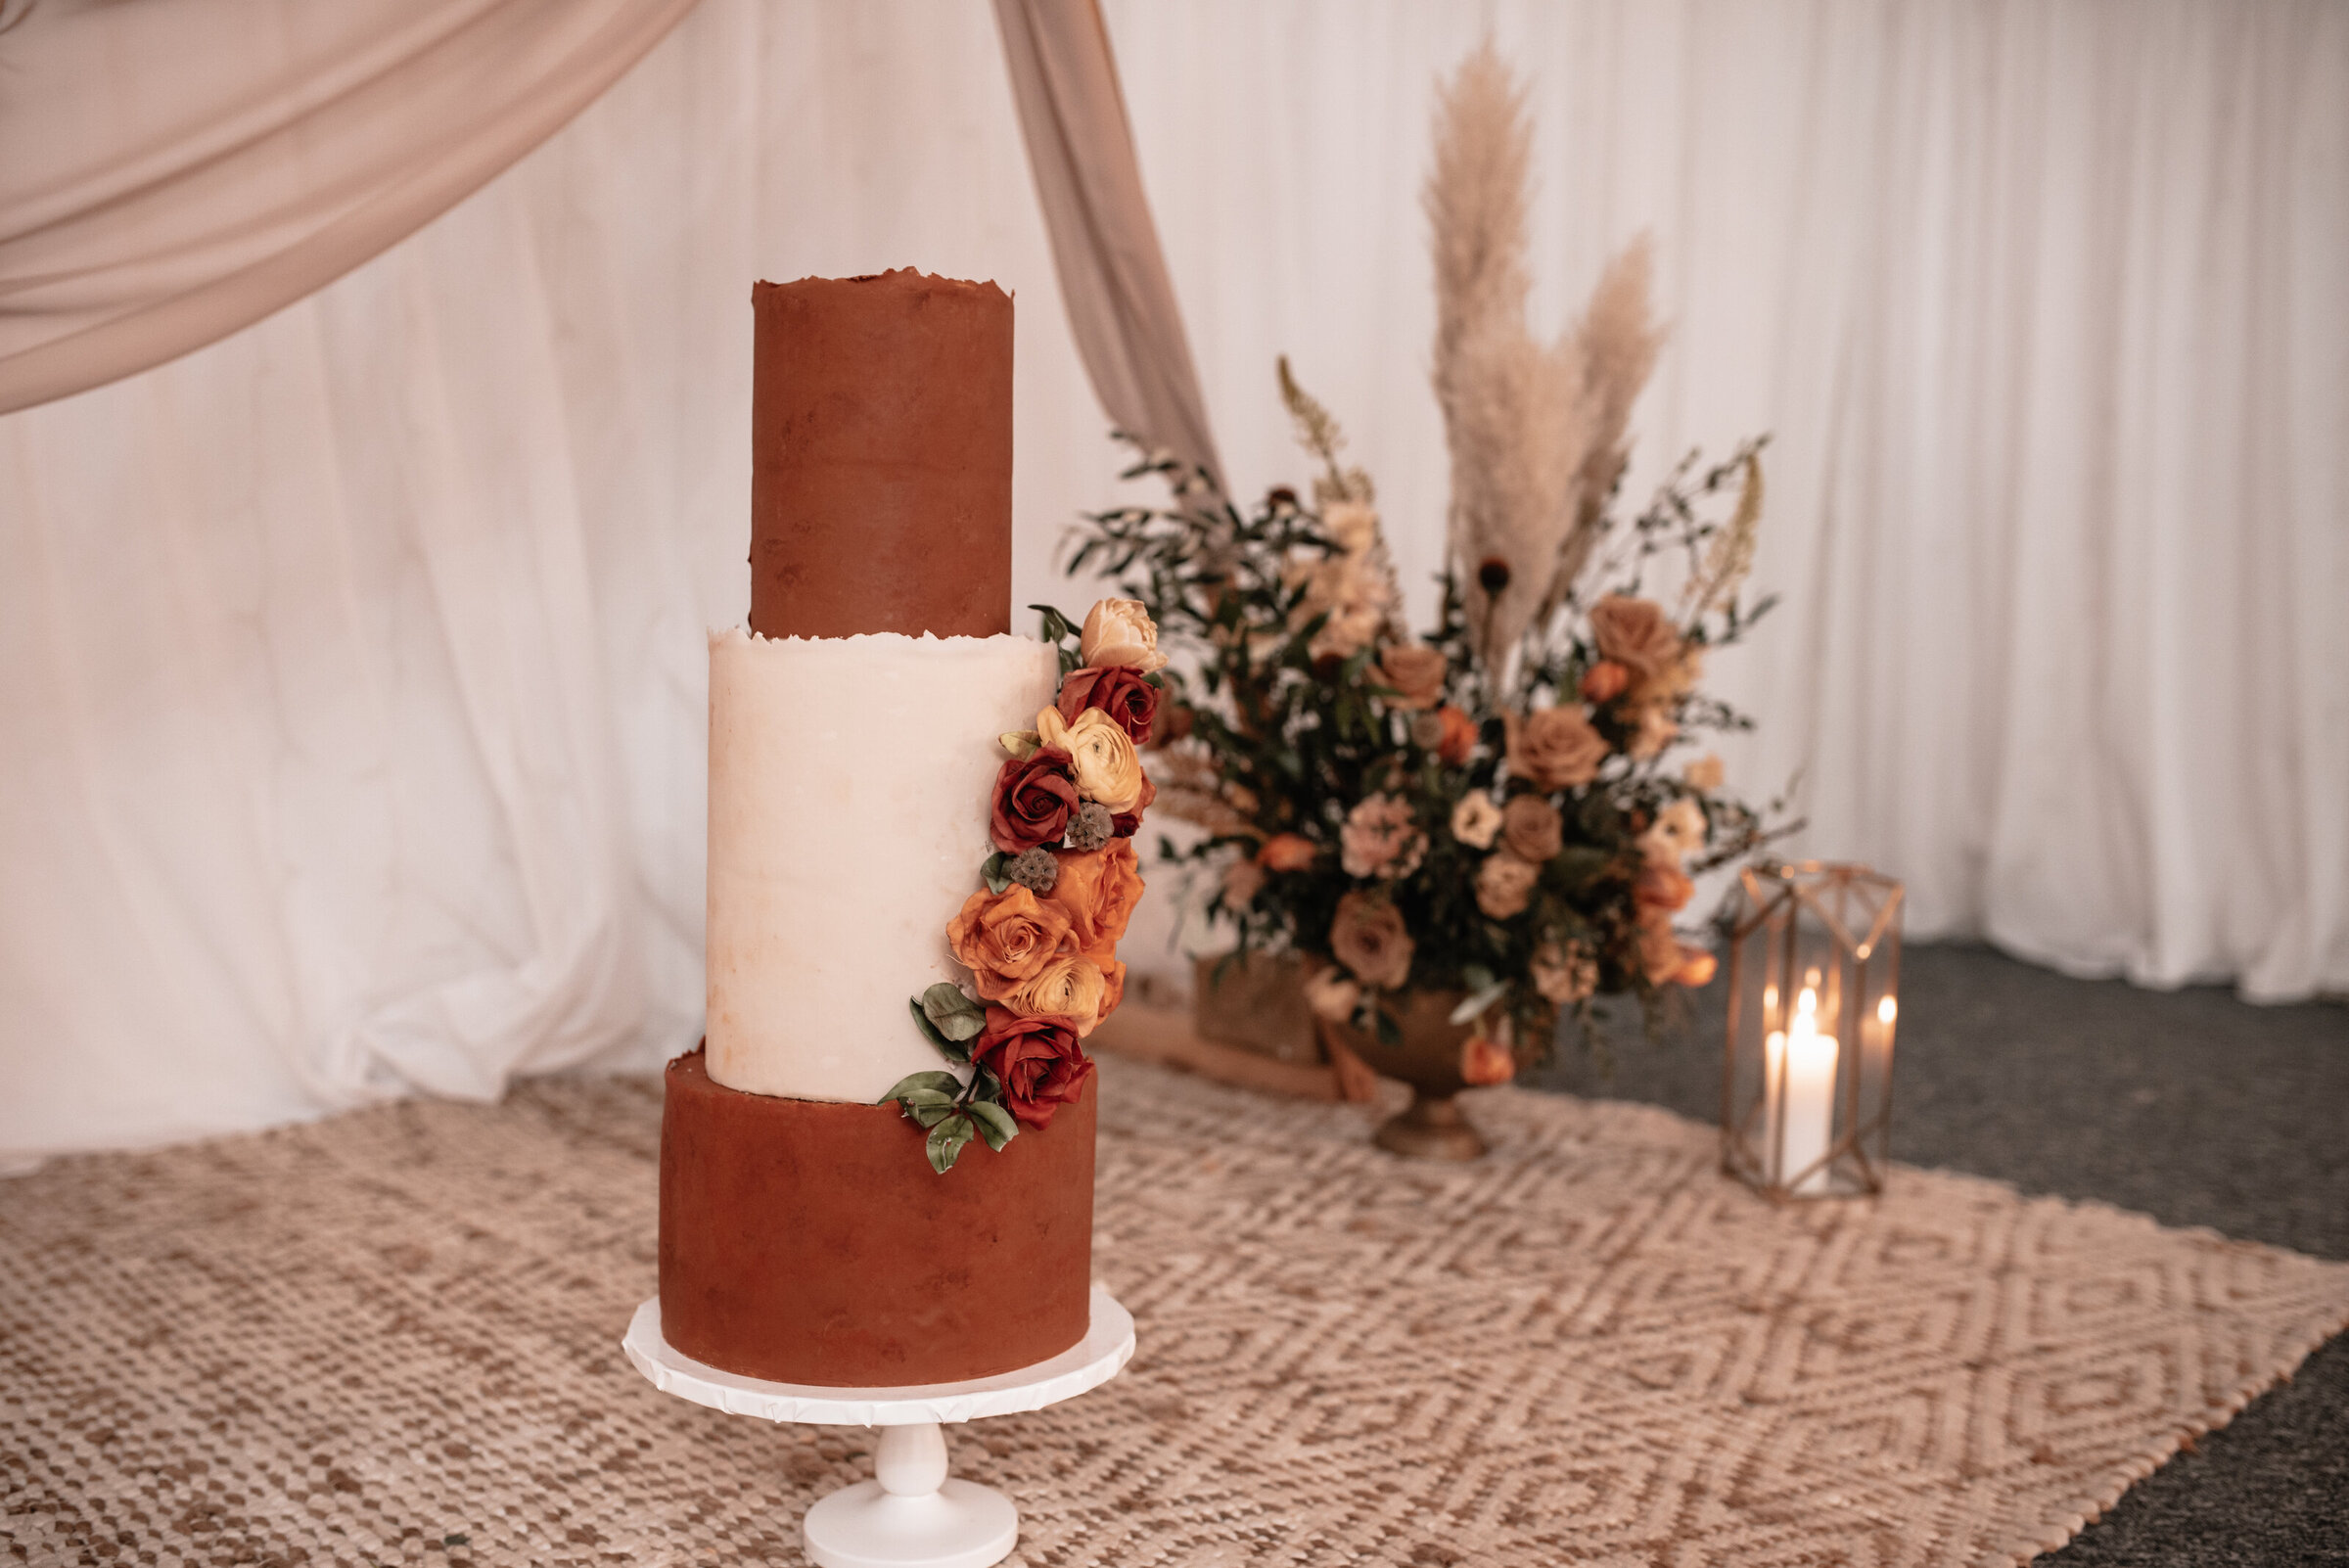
(657, 1047), (1095, 1386)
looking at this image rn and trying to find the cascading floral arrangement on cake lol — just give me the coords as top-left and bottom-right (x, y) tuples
(885, 598), (1162, 1172)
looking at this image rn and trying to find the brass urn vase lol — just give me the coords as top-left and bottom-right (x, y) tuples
(1318, 990), (1489, 1162)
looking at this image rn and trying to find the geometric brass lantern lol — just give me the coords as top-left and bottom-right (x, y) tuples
(1720, 861), (1903, 1200)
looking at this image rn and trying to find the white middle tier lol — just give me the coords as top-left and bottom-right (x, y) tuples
(706, 626), (1063, 1103)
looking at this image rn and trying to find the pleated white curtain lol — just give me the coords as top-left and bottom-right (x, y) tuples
(4, 0), (2342, 1162)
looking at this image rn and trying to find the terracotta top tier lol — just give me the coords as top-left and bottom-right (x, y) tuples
(749, 269), (1014, 640)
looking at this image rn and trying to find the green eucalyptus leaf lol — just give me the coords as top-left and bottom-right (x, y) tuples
(920, 983), (988, 1041)
(906, 997), (954, 1052)
(881, 1070), (965, 1106)
(982, 851), (1014, 896)
(926, 1114), (977, 1175)
(966, 1100), (1019, 1151)
(1372, 1006), (1405, 1048)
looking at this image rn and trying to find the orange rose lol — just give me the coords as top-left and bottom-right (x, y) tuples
(1088, 949), (1128, 1022)
(1505, 706), (1609, 791)
(1257, 833), (1318, 872)
(1435, 705), (1478, 765)
(1589, 595), (1683, 685)
(1677, 950), (1719, 988)
(1580, 660), (1631, 703)
(1375, 644), (1450, 711)
(1635, 861), (1695, 912)
(1460, 1036), (1516, 1086)
(946, 886), (1078, 1002)
(1636, 908), (1686, 985)
(1047, 837), (1144, 952)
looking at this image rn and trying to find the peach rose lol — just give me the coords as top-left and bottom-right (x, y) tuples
(947, 886), (1079, 1002)
(1677, 950), (1719, 988)
(1580, 660), (1632, 704)
(1340, 794), (1427, 880)
(1375, 644), (1450, 711)
(1683, 754), (1726, 793)
(1000, 953), (1113, 1036)
(1474, 852), (1540, 919)
(1460, 1035), (1517, 1086)
(1450, 792), (1503, 850)
(1036, 705), (1144, 813)
(1500, 794), (1563, 863)
(1589, 595), (1683, 685)
(1531, 944), (1598, 1005)
(1080, 597), (1169, 673)
(1258, 833), (1318, 872)
(1048, 838), (1145, 952)
(1329, 891), (1413, 990)
(1435, 705), (1478, 765)
(1506, 706), (1609, 792)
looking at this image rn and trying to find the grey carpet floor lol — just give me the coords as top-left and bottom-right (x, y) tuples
(1532, 941), (2349, 1566)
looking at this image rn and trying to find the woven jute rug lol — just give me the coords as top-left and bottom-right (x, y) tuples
(6, 1060), (2346, 1568)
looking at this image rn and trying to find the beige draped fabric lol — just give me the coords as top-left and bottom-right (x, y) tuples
(992, 0), (1223, 491)
(0, 0), (695, 417)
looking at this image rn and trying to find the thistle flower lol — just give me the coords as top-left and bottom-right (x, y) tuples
(1064, 801), (1116, 853)
(1007, 848), (1060, 893)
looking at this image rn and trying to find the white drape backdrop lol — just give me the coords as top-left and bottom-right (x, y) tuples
(5, 0), (2343, 1160)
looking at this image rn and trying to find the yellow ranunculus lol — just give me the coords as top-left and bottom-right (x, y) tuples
(1000, 954), (1112, 1036)
(1036, 705), (1143, 813)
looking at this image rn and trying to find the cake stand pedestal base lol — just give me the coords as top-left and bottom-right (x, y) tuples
(622, 1285), (1134, 1568)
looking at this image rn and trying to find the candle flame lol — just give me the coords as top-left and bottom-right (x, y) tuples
(1763, 983), (1779, 1013)
(1796, 986), (1818, 1017)
(1877, 995), (1898, 1026)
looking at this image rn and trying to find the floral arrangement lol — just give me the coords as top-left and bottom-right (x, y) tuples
(1054, 44), (1787, 1086)
(883, 598), (1162, 1172)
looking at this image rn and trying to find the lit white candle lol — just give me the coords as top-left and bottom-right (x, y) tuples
(1766, 985), (1839, 1194)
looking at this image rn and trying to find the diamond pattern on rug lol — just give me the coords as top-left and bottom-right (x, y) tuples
(3, 1059), (2343, 1567)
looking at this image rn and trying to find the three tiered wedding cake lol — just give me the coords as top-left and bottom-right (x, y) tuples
(658, 269), (1150, 1388)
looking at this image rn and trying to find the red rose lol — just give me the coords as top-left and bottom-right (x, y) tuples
(1056, 667), (1161, 746)
(990, 746), (1080, 854)
(971, 1007), (1095, 1130)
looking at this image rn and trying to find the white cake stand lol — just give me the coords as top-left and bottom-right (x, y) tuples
(622, 1285), (1134, 1568)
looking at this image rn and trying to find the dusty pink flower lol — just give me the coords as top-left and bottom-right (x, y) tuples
(1340, 794), (1427, 880)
